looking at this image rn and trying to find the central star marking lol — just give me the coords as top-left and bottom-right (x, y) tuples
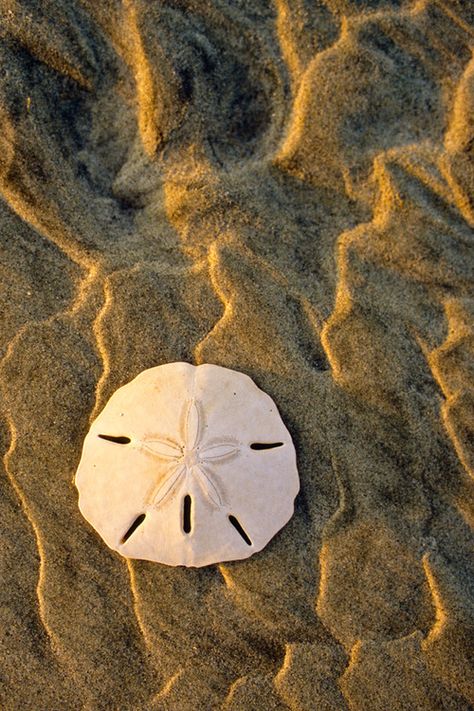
(140, 399), (238, 509)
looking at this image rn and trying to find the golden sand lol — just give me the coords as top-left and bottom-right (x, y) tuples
(0, 0), (473, 708)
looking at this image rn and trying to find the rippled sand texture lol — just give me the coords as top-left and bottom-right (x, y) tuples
(0, 0), (473, 708)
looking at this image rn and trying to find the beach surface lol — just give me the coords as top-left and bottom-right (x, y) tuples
(0, 0), (473, 708)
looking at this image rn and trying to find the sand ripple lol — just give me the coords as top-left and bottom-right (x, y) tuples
(0, 1), (473, 708)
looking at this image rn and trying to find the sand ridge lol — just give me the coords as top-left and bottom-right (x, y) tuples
(0, 0), (473, 708)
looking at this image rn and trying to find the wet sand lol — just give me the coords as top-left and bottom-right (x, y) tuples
(0, 1), (473, 709)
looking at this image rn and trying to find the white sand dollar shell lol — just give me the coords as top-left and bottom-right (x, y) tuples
(75, 363), (300, 567)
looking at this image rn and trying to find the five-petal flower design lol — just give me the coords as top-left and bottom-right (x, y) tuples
(140, 399), (238, 509)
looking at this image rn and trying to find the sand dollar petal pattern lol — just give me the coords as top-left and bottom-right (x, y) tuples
(75, 362), (300, 567)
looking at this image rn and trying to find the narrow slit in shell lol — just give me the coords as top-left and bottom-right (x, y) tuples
(121, 513), (146, 543)
(228, 515), (252, 546)
(183, 495), (192, 534)
(98, 434), (131, 445)
(250, 442), (283, 450)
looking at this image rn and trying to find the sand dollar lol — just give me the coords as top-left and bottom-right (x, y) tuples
(75, 362), (299, 567)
